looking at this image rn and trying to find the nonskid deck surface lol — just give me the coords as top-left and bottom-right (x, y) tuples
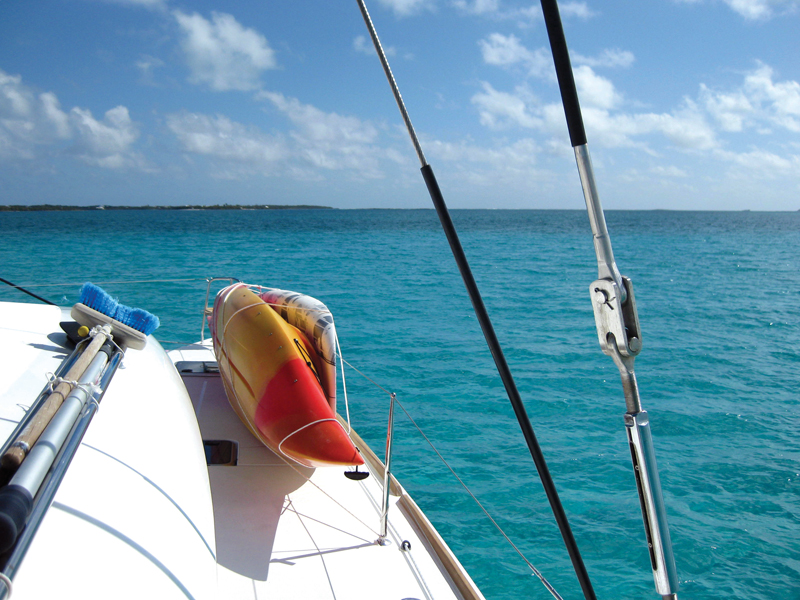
(172, 342), (482, 600)
(0, 300), (481, 600)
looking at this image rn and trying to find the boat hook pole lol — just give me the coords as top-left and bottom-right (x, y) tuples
(539, 1), (679, 597)
(356, 2), (597, 599)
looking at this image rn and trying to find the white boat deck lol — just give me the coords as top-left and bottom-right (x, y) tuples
(0, 302), (216, 600)
(172, 341), (483, 600)
(0, 300), (484, 600)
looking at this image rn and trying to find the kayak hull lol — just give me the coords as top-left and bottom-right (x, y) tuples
(211, 284), (362, 468)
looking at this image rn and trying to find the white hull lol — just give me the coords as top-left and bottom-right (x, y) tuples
(0, 300), (484, 600)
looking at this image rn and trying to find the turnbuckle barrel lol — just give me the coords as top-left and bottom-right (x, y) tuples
(626, 410), (680, 597)
(539, 0), (678, 595)
(605, 339), (679, 597)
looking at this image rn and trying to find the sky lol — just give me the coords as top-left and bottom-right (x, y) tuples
(1, 0), (799, 210)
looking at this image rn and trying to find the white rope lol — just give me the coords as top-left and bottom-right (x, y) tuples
(0, 572), (12, 597)
(84, 394), (102, 415)
(45, 372), (77, 393)
(46, 373), (100, 401)
(335, 332), (352, 434)
(277, 418), (341, 460)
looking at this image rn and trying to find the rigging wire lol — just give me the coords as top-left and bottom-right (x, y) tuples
(355, 3), (595, 597)
(0, 277), (56, 305)
(340, 357), (564, 600)
(0, 278), (208, 289)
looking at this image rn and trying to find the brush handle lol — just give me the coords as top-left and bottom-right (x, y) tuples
(1, 327), (110, 472)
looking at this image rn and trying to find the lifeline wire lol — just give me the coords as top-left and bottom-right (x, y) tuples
(0, 278), (207, 288)
(288, 498), (338, 600)
(394, 398), (563, 600)
(340, 359), (563, 600)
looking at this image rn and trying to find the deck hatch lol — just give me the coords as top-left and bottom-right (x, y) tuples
(203, 440), (238, 466)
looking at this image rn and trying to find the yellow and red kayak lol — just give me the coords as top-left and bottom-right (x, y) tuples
(211, 284), (363, 468)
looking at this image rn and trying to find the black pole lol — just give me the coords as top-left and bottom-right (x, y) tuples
(0, 278), (56, 306)
(540, 0), (587, 148)
(421, 165), (597, 600)
(356, 2), (597, 597)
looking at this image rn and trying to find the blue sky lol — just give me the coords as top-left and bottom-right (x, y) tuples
(1, 0), (799, 209)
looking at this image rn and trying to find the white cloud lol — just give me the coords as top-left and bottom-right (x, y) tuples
(701, 85), (752, 132)
(559, 2), (597, 19)
(472, 74), (717, 151)
(136, 55), (166, 86)
(478, 30), (799, 161)
(573, 49), (635, 69)
(472, 33), (798, 153)
(701, 63), (800, 133)
(258, 91), (381, 172)
(39, 92), (71, 139)
(635, 102), (717, 150)
(452, 0), (592, 25)
(1, 70), (66, 157)
(1, 68), (145, 168)
(173, 11), (277, 92)
(478, 33), (552, 78)
(715, 147), (800, 176)
(471, 82), (542, 129)
(651, 165), (689, 178)
(97, 0), (167, 10)
(428, 137), (540, 169)
(551, 100), (717, 150)
(354, 35), (396, 57)
(69, 106), (144, 169)
(166, 112), (287, 170)
(452, 0), (501, 15)
(573, 65), (621, 110)
(168, 94), (386, 179)
(480, 34), (634, 86)
(479, 33), (531, 66)
(1, 70), (72, 156)
(377, 0), (431, 16)
(423, 137), (546, 192)
(743, 63), (800, 131)
(675, 0), (800, 20)
(726, 0), (773, 18)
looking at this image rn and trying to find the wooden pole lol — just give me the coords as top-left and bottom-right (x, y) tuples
(1, 326), (111, 472)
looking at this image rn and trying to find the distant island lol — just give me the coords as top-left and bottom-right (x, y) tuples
(0, 204), (334, 212)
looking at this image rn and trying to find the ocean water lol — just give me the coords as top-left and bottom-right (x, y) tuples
(1, 208), (798, 600)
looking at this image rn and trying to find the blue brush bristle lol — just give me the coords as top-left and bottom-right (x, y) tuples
(79, 282), (160, 335)
(79, 282), (118, 316)
(120, 307), (160, 336)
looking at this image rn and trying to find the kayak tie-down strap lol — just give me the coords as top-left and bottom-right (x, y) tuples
(277, 418), (344, 460)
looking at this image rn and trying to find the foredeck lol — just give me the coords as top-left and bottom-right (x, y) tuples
(171, 341), (485, 600)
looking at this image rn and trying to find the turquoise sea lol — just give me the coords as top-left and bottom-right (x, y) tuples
(1, 209), (798, 600)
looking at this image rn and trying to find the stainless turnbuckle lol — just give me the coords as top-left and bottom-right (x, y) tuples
(626, 411), (679, 597)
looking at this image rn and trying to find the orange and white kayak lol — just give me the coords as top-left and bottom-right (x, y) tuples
(211, 283), (363, 468)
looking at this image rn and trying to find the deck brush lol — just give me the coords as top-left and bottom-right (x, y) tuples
(70, 283), (159, 351)
(78, 283), (160, 335)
